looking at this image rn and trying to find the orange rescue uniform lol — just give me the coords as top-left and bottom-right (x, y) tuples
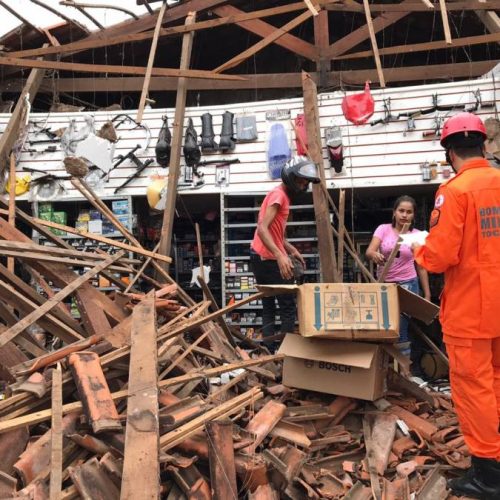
(415, 158), (500, 460)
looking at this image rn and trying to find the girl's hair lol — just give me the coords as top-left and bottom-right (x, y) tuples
(392, 195), (417, 230)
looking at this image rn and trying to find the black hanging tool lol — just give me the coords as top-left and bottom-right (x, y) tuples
(113, 153), (154, 193)
(370, 98), (400, 126)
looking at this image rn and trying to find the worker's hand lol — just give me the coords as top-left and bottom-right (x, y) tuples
(371, 251), (385, 265)
(277, 253), (294, 280)
(290, 249), (306, 269)
(424, 292), (431, 302)
(411, 242), (422, 252)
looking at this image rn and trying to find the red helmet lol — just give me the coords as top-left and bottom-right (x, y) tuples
(440, 112), (487, 148)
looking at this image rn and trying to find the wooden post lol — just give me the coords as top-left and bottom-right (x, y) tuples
(439, 0), (453, 44)
(49, 363), (63, 500)
(136, 1), (168, 123)
(337, 189), (345, 281)
(362, 0), (386, 87)
(314, 9), (330, 88)
(302, 71), (338, 282)
(158, 12), (196, 270)
(7, 154), (16, 273)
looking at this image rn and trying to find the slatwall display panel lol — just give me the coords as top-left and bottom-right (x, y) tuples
(2, 75), (498, 200)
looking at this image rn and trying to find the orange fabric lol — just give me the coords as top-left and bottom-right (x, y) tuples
(444, 335), (500, 460)
(415, 158), (500, 339)
(251, 184), (290, 260)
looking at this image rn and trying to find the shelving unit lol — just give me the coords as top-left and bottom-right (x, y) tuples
(221, 192), (321, 339)
(31, 196), (135, 312)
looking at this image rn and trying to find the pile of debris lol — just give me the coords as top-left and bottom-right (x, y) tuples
(0, 184), (465, 499)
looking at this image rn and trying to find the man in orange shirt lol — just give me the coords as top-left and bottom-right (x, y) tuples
(251, 156), (320, 346)
(413, 112), (500, 498)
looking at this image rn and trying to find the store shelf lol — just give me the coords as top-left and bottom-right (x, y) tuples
(224, 204), (314, 212)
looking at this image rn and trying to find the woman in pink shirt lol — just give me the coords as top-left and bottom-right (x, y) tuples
(366, 196), (431, 351)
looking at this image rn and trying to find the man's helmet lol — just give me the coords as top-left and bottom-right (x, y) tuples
(281, 156), (320, 194)
(440, 112), (487, 149)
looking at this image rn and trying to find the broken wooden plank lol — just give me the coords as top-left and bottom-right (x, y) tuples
(121, 295), (160, 500)
(136, 1), (167, 123)
(7, 154), (16, 272)
(49, 363), (63, 500)
(158, 12), (196, 270)
(0, 251), (124, 348)
(33, 217), (172, 264)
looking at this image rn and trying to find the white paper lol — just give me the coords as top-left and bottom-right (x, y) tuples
(399, 230), (428, 246)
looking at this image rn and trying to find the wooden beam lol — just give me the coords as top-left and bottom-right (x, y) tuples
(213, 4), (319, 62)
(13, 60), (498, 94)
(121, 296), (159, 500)
(32, 217), (172, 265)
(49, 363), (63, 500)
(0, 56), (243, 81)
(333, 32), (500, 60)
(324, 1), (500, 11)
(337, 189), (345, 281)
(9, 2), (328, 60)
(439, 0), (452, 44)
(476, 0), (500, 42)
(314, 9), (330, 87)
(7, 154), (16, 273)
(137, 1), (168, 123)
(325, 0), (414, 59)
(302, 71), (338, 282)
(0, 50), (46, 173)
(0, 252), (124, 348)
(363, 0), (386, 87)
(214, 9), (314, 73)
(158, 12), (196, 270)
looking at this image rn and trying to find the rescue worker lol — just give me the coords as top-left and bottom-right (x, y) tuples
(412, 112), (500, 498)
(250, 155), (320, 347)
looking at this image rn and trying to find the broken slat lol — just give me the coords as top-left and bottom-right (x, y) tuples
(206, 420), (238, 500)
(49, 363), (63, 500)
(0, 251), (124, 348)
(121, 295), (160, 500)
(69, 351), (121, 434)
(370, 413), (397, 476)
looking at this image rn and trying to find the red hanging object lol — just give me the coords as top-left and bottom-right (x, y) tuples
(294, 113), (308, 155)
(341, 81), (375, 125)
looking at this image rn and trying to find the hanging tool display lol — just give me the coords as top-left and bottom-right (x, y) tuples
(422, 115), (444, 139)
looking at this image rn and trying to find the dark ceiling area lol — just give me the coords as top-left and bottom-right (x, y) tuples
(0, 0), (498, 111)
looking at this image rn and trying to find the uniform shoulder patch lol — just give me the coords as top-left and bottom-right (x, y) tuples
(430, 208), (441, 228)
(434, 194), (445, 208)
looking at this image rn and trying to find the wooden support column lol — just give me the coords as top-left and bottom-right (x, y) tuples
(439, 0), (452, 44)
(136, 1), (168, 123)
(7, 154), (16, 273)
(49, 363), (63, 500)
(302, 71), (338, 282)
(314, 9), (330, 88)
(158, 12), (196, 270)
(0, 47), (47, 173)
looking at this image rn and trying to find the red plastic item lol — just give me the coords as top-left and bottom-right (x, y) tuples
(341, 81), (375, 125)
(294, 114), (308, 155)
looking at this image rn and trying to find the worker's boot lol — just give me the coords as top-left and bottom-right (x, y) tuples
(219, 111), (236, 152)
(448, 456), (500, 499)
(200, 112), (218, 152)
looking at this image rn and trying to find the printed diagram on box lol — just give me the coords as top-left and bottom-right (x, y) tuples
(313, 286), (391, 330)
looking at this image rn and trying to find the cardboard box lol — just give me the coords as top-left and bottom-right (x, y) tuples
(297, 283), (400, 341)
(258, 284), (439, 342)
(88, 220), (103, 234)
(279, 334), (388, 401)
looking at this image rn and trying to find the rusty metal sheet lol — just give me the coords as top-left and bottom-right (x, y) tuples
(68, 351), (121, 434)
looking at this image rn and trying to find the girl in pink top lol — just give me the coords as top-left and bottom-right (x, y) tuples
(366, 196), (431, 350)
